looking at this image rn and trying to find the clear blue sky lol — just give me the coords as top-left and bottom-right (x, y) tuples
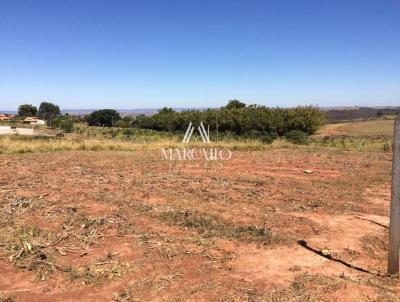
(1, 0), (399, 110)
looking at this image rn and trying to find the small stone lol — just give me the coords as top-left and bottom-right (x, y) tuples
(321, 248), (331, 256)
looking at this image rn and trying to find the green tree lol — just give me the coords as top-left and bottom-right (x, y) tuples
(154, 108), (177, 131)
(39, 102), (61, 120)
(18, 104), (38, 116)
(225, 99), (246, 110)
(86, 109), (121, 127)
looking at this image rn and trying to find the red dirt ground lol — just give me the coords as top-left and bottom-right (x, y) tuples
(0, 149), (398, 301)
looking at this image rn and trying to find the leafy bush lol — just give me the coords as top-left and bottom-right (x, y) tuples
(51, 117), (74, 133)
(60, 119), (74, 133)
(262, 131), (278, 144)
(122, 128), (134, 137)
(284, 130), (309, 145)
(114, 116), (133, 128)
(85, 109), (121, 127)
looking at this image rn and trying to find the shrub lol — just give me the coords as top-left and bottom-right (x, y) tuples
(85, 109), (121, 127)
(383, 142), (391, 152)
(262, 131), (278, 144)
(284, 130), (309, 145)
(60, 119), (74, 133)
(114, 120), (128, 128)
(122, 128), (134, 137)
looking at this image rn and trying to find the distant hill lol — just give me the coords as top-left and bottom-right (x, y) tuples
(60, 108), (211, 116)
(61, 109), (159, 116)
(323, 106), (400, 123)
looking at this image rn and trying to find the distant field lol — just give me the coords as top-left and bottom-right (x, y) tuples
(316, 118), (395, 137)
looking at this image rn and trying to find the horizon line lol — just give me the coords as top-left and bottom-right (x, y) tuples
(1, 105), (400, 112)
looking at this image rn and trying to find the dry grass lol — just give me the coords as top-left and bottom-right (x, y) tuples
(266, 273), (344, 301)
(0, 134), (393, 155)
(310, 136), (392, 152)
(310, 118), (395, 152)
(0, 115), (396, 155)
(0, 135), (271, 154)
(129, 202), (293, 245)
(317, 118), (395, 137)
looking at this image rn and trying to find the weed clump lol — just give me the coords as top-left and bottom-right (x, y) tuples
(156, 208), (291, 245)
(68, 260), (128, 285)
(285, 130), (309, 145)
(0, 224), (56, 280)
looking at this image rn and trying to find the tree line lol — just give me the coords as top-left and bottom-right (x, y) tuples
(83, 100), (325, 143)
(131, 100), (324, 139)
(13, 100), (325, 142)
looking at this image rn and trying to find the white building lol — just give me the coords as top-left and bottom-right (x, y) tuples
(0, 126), (34, 136)
(23, 117), (46, 125)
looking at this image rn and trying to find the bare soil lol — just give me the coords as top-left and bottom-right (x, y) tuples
(0, 149), (398, 301)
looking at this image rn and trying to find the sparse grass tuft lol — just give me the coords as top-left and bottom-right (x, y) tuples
(0, 223), (56, 280)
(128, 202), (293, 245)
(267, 273), (344, 301)
(68, 260), (128, 286)
(0, 294), (16, 302)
